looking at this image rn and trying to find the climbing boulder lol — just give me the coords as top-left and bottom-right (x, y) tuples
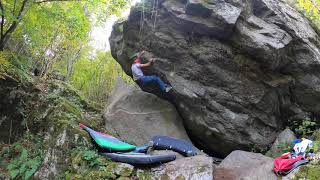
(104, 78), (191, 146)
(149, 155), (215, 180)
(214, 150), (277, 180)
(110, 0), (320, 157)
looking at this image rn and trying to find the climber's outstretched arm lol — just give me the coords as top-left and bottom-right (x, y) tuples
(140, 58), (155, 68)
(137, 50), (145, 59)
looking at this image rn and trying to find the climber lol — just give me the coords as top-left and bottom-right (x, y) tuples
(131, 50), (172, 93)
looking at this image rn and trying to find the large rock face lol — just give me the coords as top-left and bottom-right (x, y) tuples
(110, 0), (320, 156)
(104, 78), (191, 146)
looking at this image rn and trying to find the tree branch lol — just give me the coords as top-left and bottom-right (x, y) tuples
(35, 0), (82, 4)
(3, 0), (28, 38)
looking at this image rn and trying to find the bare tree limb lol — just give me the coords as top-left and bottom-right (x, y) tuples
(0, 0), (28, 50)
(35, 0), (82, 4)
(3, 0), (28, 38)
(66, 46), (82, 81)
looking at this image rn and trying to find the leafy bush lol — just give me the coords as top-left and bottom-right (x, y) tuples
(293, 118), (317, 137)
(276, 142), (293, 153)
(81, 150), (104, 167)
(0, 51), (33, 84)
(1, 133), (44, 180)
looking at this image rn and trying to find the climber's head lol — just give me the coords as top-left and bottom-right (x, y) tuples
(134, 57), (141, 64)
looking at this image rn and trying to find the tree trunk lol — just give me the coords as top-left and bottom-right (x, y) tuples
(0, 0), (29, 51)
(0, 40), (4, 51)
(66, 47), (82, 81)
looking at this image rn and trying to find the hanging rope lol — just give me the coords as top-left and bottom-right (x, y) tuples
(151, 0), (155, 20)
(153, 0), (159, 31)
(139, 0), (145, 45)
(8, 118), (12, 145)
(150, 0), (159, 31)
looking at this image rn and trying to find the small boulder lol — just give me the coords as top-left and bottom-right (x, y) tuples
(112, 163), (134, 177)
(214, 150), (277, 180)
(268, 128), (296, 157)
(150, 155), (215, 180)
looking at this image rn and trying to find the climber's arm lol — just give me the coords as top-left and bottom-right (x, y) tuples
(137, 50), (145, 59)
(140, 58), (155, 68)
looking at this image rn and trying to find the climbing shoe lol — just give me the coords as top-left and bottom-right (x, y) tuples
(165, 86), (172, 93)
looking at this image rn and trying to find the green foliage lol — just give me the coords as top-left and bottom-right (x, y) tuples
(313, 130), (320, 141)
(81, 149), (103, 167)
(295, 0), (320, 29)
(5, 0), (131, 79)
(137, 170), (152, 180)
(82, 150), (98, 161)
(0, 51), (34, 84)
(0, 59), (138, 179)
(276, 142), (293, 153)
(1, 133), (44, 180)
(5, 0), (133, 105)
(2, 0), (133, 103)
(0, 51), (14, 80)
(310, 140), (320, 152)
(294, 165), (320, 180)
(293, 118), (317, 136)
(86, 0), (131, 22)
(265, 141), (294, 158)
(106, 0), (131, 17)
(71, 51), (133, 104)
(66, 147), (118, 180)
(11, 1), (92, 77)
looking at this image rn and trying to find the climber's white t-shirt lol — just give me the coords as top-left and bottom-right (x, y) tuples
(131, 63), (144, 81)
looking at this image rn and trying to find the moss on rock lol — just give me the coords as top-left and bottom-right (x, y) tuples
(136, 169), (152, 180)
(112, 163), (134, 177)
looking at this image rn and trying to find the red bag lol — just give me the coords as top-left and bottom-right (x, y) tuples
(273, 152), (304, 175)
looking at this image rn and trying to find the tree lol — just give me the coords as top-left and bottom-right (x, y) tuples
(0, 0), (28, 50)
(0, 0), (130, 51)
(295, 0), (320, 29)
(4, 0), (130, 77)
